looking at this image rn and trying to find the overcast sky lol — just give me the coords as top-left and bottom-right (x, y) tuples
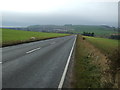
(0, 0), (118, 27)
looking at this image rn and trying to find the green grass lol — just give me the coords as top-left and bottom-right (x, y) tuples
(69, 25), (117, 37)
(1, 28), (69, 46)
(84, 36), (119, 54)
(83, 36), (120, 88)
(74, 35), (101, 88)
(74, 35), (119, 88)
(28, 25), (117, 37)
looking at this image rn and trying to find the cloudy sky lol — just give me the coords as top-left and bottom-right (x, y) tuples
(0, 0), (118, 27)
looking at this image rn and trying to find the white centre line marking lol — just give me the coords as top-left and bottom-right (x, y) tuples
(26, 47), (41, 54)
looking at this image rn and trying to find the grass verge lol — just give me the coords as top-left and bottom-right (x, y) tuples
(74, 35), (101, 88)
(82, 36), (120, 88)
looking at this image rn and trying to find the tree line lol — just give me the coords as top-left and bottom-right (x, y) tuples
(82, 32), (95, 37)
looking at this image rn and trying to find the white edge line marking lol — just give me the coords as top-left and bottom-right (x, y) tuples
(26, 47), (41, 54)
(58, 35), (77, 89)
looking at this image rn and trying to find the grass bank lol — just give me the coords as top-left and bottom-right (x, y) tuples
(84, 36), (119, 54)
(1, 28), (69, 47)
(74, 35), (101, 88)
(81, 36), (120, 88)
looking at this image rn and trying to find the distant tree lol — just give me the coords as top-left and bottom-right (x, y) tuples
(82, 32), (95, 37)
(91, 32), (94, 37)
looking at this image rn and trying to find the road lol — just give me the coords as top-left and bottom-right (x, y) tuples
(2, 35), (76, 88)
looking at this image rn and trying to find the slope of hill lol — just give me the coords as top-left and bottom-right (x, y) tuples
(27, 25), (117, 37)
(3, 25), (117, 37)
(70, 25), (116, 36)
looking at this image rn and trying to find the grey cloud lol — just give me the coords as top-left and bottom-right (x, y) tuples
(2, 2), (118, 27)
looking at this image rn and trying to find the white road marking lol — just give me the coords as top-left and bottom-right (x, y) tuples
(58, 35), (77, 89)
(26, 47), (41, 54)
(0, 62), (2, 64)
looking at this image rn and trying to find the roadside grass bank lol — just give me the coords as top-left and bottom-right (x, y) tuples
(83, 36), (119, 54)
(82, 36), (120, 88)
(74, 35), (102, 88)
(1, 28), (70, 47)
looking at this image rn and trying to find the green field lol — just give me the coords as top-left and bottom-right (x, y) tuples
(1, 28), (69, 46)
(84, 36), (119, 54)
(27, 25), (117, 37)
(69, 25), (117, 37)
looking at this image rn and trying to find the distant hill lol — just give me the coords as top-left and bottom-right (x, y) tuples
(27, 25), (117, 37)
(3, 25), (118, 37)
(68, 25), (117, 37)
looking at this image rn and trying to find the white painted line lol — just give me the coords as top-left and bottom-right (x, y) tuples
(26, 47), (41, 54)
(58, 35), (77, 89)
(0, 62), (2, 64)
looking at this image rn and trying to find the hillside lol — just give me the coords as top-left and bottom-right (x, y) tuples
(70, 25), (117, 37)
(3, 25), (117, 38)
(27, 25), (117, 37)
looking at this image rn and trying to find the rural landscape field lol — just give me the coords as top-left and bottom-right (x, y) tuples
(1, 0), (119, 89)
(1, 28), (69, 46)
(1, 25), (119, 88)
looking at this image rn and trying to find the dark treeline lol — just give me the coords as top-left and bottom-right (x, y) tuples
(110, 34), (120, 40)
(82, 32), (95, 37)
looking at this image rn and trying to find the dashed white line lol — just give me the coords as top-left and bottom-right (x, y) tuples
(26, 47), (41, 54)
(58, 35), (77, 89)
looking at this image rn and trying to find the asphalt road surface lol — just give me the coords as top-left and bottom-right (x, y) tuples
(2, 35), (76, 88)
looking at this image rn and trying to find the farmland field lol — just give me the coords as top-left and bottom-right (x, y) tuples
(27, 25), (117, 37)
(84, 36), (119, 54)
(1, 28), (69, 46)
(69, 25), (117, 37)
